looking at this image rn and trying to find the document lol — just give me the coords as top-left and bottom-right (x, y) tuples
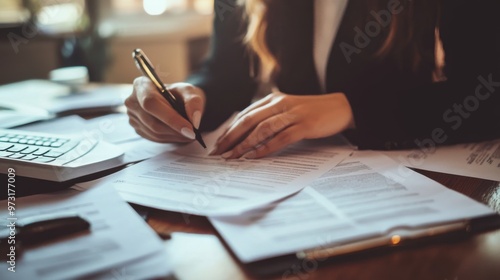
(0, 80), (130, 115)
(0, 184), (169, 280)
(210, 152), (496, 262)
(79, 250), (171, 280)
(20, 114), (141, 144)
(77, 132), (351, 216)
(384, 139), (500, 181)
(0, 109), (51, 129)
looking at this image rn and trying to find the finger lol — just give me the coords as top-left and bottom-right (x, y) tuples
(213, 101), (284, 155)
(128, 107), (176, 136)
(134, 78), (196, 140)
(214, 93), (279, 146)
(223, 112), (297, 159)
(242, 126), (303, 159)
(169, 83), (205, 129)
(124, 87), (141, 112)
(232, 93), (273, 125)
(129, 114), (191, 143)
(216, 94), (273, 142)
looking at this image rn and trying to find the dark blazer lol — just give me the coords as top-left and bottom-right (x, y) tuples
(188, 0), (500, 150)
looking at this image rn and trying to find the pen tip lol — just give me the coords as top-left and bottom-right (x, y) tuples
(196, 133), (207, 149)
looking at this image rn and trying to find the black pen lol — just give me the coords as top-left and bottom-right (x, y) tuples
(132, 48), (206, 148)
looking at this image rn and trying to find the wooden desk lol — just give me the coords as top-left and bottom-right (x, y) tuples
(145, 170), (500, 280)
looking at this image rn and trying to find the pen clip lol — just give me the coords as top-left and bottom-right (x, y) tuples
(132, 48), (177, 103)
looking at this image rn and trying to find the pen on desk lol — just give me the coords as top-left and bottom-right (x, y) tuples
(0, 214), (90, 260)
(132, 48), (207, 148)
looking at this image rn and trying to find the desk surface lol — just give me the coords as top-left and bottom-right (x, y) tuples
(145, 170), (500, 280)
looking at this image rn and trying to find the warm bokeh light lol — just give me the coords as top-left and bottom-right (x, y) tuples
(35, 1), (87, 34)
(143, 0), (169, 15)
(391, 235), (401, 245)
(194, 0), (214, 14)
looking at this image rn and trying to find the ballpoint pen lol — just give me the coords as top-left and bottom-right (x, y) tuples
(132, 48), (206, 148)
(0, 214), (90, 260)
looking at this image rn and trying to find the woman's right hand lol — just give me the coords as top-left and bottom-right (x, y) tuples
(125, 77), (206, 143)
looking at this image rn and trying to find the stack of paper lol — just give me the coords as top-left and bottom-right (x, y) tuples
(34, 115), (492, 273)
(0, 80), (130, 116)
(77, 134), (352, 216)
(209, 152), (496, 262)
(0, 184), (171, 280)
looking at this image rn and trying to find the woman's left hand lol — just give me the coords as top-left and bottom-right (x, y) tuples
(210, 91), (355, 159)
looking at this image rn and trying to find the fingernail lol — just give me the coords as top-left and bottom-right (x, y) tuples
(192, 110), (202, 129)
(243, 150), (257, 159)
(181, 127), (196, 140)
(221, 151), (233, 159)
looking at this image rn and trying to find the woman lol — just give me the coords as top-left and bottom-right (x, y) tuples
(125, 0), (500, 159)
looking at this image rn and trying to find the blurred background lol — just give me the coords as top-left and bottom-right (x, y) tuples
(0, 0), (215, 85)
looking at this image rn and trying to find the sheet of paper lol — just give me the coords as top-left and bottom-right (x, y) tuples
(210, 152), (495, 262)
(0, 109), (51, 129)
(77, 129), (352, 216)
(20, 114), (141, 144)
(79, 250), (171, 280)
(0, 184), (168, 280)
(384, 139), (500, 181)
(0, 80), (129, 115)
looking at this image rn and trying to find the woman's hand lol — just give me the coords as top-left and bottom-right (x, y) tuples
(125, 77), (206, 143)
(211, 91), (355, 159)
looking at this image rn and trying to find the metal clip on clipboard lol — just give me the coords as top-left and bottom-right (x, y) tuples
(297, 221), (470, 260)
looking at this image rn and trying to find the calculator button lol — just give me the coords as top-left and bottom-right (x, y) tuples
(18, 139), (28, 144)
(8, 153), (25, 159)
(31, 157), (56, 163)
(7, 145), (28, 153)
(27, 140), (36, 145)
(20, 147), (39, 154)
(0, 143), (13, 151)
(35, 141), (44, 146)
(22, 155), (38, 161)
(0, 137), (9, 142)
(50, 141), (65, 148)
(0, 151), (14, 157)
(33, 148), (51, 156)
(8, 138), (20, 143)
(44, 151), (64, 158)
(53, 140), (79, 153)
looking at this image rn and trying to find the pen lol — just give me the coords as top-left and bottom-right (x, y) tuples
(1, 214), (90, 260)
(132, 48), (206, 148)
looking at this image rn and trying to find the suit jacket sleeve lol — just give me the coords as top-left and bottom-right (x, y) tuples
(186, 1), (258, 132)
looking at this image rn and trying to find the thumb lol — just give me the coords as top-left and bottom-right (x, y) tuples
(168, 83), (206, 129)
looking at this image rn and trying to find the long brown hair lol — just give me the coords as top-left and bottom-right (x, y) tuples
(244, 0), (442, 80)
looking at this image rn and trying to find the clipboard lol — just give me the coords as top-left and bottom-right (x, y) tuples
(208, 151), (500, 277)
(215, 214), (500, 277)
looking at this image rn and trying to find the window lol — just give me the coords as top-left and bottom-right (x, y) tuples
(0, 0), (87, 34)
(110, 0), (213, 16)
(0, 0), (30, 25)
